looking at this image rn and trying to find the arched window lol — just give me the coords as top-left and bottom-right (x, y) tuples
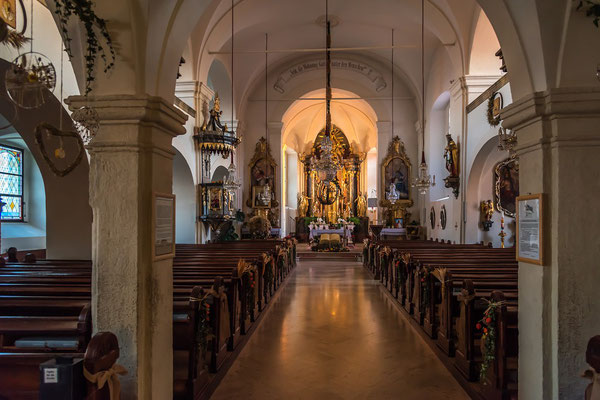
(0, 145), (23, 221)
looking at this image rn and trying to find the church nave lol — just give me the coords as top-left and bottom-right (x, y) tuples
(212, 259), (469, 399)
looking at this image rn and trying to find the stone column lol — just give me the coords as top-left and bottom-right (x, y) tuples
(67, 95), (187, 399)
(502, 88), (600, 399)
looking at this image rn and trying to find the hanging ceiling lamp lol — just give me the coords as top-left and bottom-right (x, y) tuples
(412, 0), (432, 195)
(313, 0), (341, 184)
(222, 0), (241, 196)
(387, 28), (400, 205)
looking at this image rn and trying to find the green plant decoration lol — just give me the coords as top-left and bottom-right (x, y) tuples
(476, 299), (506, 381)
(54, 0), (115, 95)
(348, 216), (361, 225)
(578, 1), (600, 27)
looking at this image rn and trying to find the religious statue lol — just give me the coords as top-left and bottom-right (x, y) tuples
(297, 193), (309, 217)
(387, 182), (400, 203)
(444, 133), (459, 177)
(355, 192), (367, 217)
(342, 197), (351, 220)
(443, 133), (460, 198)
(311, 196), (321, 218)
(480, 200), (494, 231)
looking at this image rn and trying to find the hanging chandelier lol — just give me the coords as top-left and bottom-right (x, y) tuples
(412, 0), (432, 195)
(414, 151), (432, 195)
(314, 0), (341, 184)
(497, 126), (517, 153)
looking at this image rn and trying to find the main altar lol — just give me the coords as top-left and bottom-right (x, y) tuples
(298, 125), (366, 224)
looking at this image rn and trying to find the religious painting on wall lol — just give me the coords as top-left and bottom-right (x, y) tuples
(252, 185), (271, 209)
(384, 157), (410, 201)
(494, 157), (519, 217)
(380, 137), (413, 209)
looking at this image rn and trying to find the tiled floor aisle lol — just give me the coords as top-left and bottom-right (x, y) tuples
(211, 260), (470, 400)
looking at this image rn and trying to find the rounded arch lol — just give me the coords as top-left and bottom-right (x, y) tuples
(468, 9), (502, 76)
(0, 60), (92, 259)
(464, 135), (514, 247)
(281, 88), (378, 154)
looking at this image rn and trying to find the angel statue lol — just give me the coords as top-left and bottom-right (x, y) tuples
(480, 200), (495, 231)
(444, 133), (459, 177)
(355, 192), (367, 217)
(297, 193), (309, 217)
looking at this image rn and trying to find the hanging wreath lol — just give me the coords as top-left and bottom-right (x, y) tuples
(475, 298), (506, 381)
(54, 0), (115, 95)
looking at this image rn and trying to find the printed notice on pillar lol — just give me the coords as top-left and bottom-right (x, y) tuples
(517, 194), (543, 265)
(154, 194), (175, 258)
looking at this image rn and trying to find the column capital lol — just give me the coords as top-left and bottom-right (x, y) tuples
(66, 95), (187, 156)
(67, 94), (187, 134)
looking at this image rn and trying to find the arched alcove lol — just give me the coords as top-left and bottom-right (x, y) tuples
(465, 136), (515, 247)
(173, 149), (196, 244)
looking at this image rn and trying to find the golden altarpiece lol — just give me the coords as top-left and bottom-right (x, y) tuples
(297, 125), (366, 224)
(246, 137), (280, 227)
(380, 136), (413, 226)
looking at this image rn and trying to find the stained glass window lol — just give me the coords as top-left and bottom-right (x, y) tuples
(0, 145), (23, 221)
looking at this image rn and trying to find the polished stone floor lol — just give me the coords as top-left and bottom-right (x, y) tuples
(211, 260), (470, 400)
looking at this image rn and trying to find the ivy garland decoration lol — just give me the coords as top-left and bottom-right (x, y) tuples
(475, 299), (506, 381)
(54, 0), (115, 95)
(196, 298), (213, 354)
(577, 1), (600, 27)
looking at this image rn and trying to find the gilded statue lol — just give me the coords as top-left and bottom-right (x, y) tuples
(443, 133), (460, 198)
(444, 133), (459, 177)
(297, 193), (309, 217)
(355, 192), (367, 217)
(480, 200), (495, 231)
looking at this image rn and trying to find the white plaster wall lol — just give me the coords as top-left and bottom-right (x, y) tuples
(173, 150), (196, 244)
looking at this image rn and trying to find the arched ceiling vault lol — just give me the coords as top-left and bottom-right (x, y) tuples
(191, 0), (478, 112)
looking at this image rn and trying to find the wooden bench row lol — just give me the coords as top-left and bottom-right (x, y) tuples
(0, 239), (297, 400)
(363, 239), (518, 400)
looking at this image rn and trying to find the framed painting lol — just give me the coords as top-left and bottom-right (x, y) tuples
(494, 157), (519, 217)
(1, 0), (16, 29)
(252, 185), (271, 209)
(380, 136), (413, 209)
(209, 187), (223, 212)
(516, 193), (544, 265)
